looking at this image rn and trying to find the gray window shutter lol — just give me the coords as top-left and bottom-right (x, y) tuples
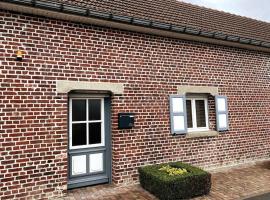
(215, 95), (229, 131)
(169, 95), (187, 134)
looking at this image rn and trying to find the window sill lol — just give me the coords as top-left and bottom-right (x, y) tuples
(186, 130), (219, 138)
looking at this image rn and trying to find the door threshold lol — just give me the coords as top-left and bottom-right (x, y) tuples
(68, 175), (109, 189)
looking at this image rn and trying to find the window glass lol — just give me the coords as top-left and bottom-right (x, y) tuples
(70, 98), (104, 148)
(195, 100), (206, 127)
(89, 123), (101, 144)
(72, 100), (86, 121)
(72, 123), (87, 146)
(88, 99), (101, 120)
(186, 100), (193, 128)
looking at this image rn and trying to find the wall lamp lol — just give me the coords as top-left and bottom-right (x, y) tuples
(16, 50), (24, 61)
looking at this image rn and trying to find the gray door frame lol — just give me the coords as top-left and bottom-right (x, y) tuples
(67, 94), (111, 189)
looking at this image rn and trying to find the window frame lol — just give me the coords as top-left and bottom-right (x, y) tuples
(186, 97), (209, 132)
(69, 97), (105, 150)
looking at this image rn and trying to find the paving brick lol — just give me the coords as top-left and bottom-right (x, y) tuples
(60, 161), (270, 200)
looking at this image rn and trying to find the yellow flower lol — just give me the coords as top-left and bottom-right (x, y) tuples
(159, 165), (188, 176)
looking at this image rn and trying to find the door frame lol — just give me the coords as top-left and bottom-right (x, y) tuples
(67, 93), (112, 189)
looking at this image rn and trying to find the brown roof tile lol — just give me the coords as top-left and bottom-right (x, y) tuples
(40, 0), (270, 42)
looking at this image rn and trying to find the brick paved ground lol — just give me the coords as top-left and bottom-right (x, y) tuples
(60, 160), (270, 200)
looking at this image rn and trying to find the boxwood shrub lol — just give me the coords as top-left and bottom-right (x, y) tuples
(138, 162), (211, 200)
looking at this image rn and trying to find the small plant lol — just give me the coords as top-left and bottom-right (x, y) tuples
(159, 165), (188, 176)
(139, 162), (211, 200)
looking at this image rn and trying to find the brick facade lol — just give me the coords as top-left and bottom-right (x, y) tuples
(0, 10), (270, 199)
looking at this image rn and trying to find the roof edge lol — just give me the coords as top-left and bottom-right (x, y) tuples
(1, 0), (270, 53)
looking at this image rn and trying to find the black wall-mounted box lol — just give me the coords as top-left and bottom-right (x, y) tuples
(118, 113), (135, 129)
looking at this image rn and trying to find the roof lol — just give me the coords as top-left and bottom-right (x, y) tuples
(54, 0), (270, 43)
(2, 0), (270, 49)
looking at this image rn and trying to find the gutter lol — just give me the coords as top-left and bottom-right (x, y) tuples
(1, 0), (270, 53)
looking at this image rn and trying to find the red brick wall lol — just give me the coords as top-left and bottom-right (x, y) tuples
(0, 10), (270, 199)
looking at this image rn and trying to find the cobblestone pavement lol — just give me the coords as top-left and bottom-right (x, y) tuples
(61, 160), (270, 200)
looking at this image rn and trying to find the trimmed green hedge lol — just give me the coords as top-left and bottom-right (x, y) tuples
(138, 162), (211, 200)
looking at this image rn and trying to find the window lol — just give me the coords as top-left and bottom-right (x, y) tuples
(186, 98), (209, 132)
(69, 98), (104, 149)
(170, 94), (228, 135)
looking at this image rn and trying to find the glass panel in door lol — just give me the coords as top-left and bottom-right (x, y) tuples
(70, 98), (104, 149)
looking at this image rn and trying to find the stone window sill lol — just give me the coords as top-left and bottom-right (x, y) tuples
(186, 130), (219, 138)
